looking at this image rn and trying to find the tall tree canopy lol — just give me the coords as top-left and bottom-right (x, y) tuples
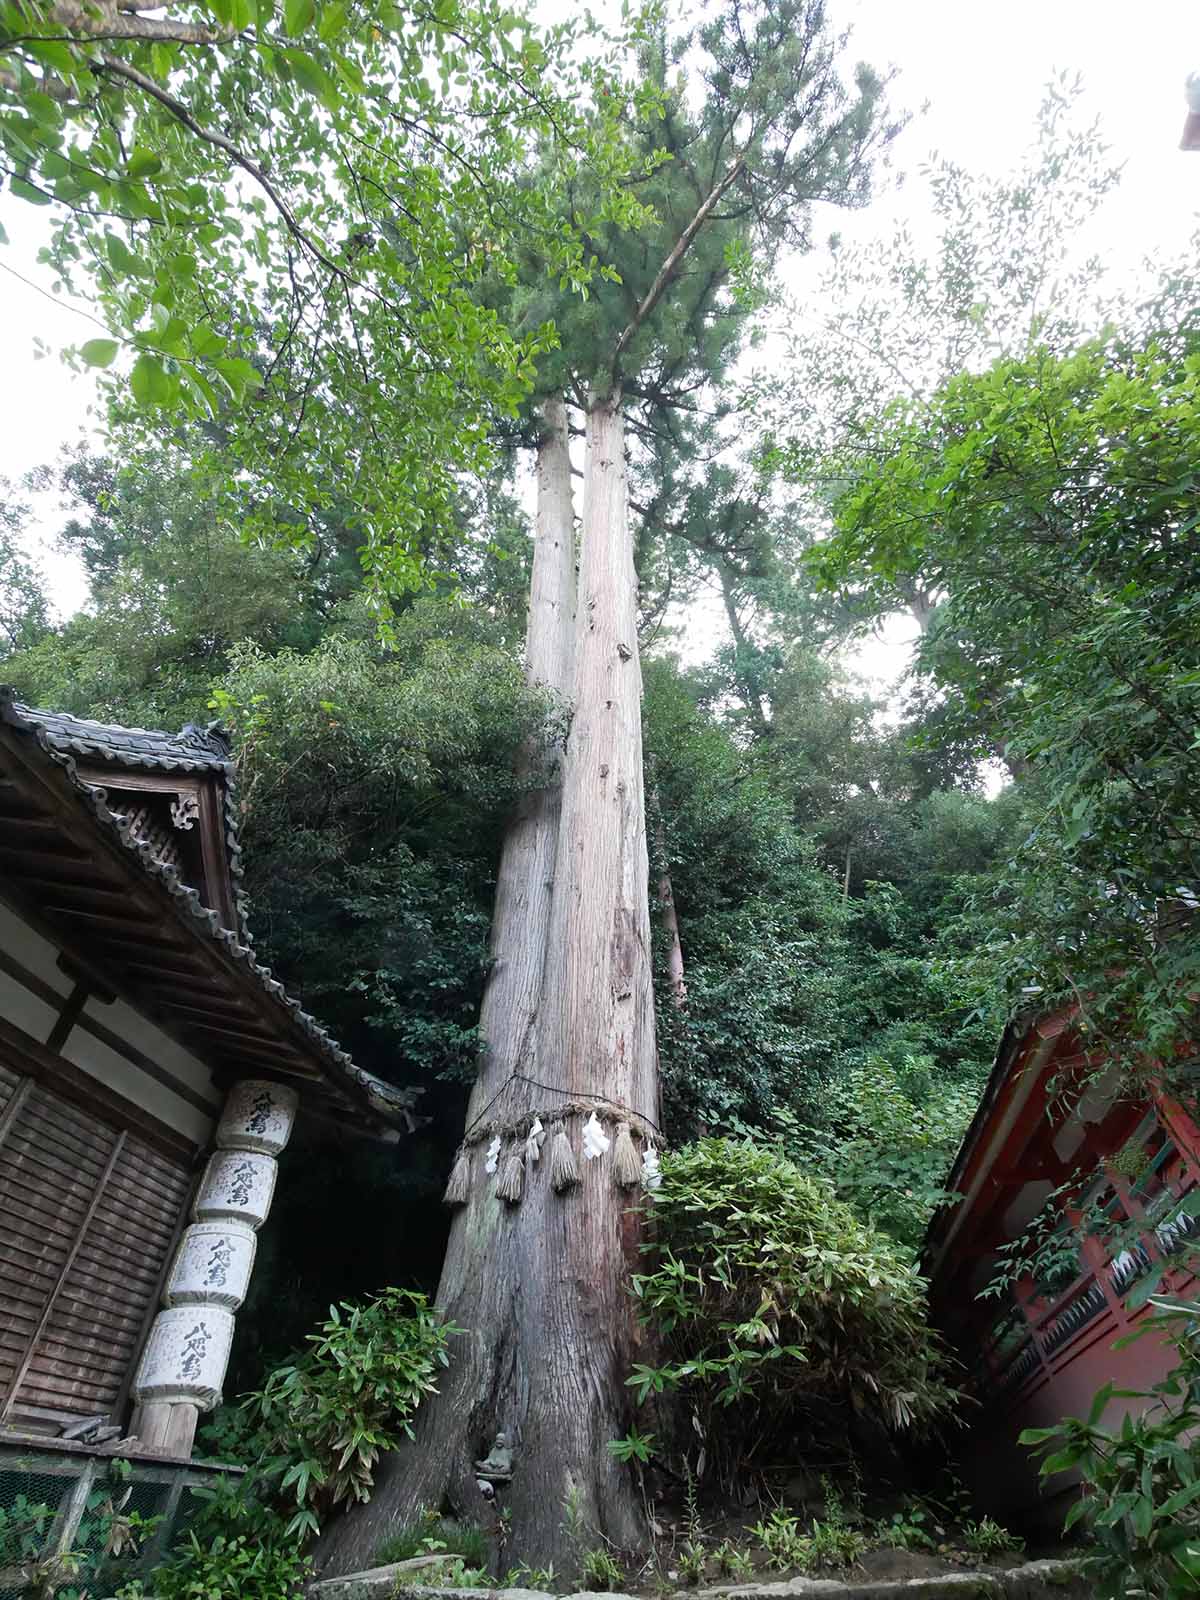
(10, 12), (1138, 1584)
(314, 0), (901, 1575)
(755, 78), (1123, 637)
(1, 0), (651, 589)
(813, 299), (1200, 1069)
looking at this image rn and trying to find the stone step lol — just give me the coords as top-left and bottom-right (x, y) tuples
(307, 1555), (1092, 1600)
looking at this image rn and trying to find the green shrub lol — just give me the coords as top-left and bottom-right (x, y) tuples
(1022, 1293), (1200, 1598)
(425, 1557), (493, 1587)
(0, 1466), (161, 1600)
(676, 1539), (707, 1585)
(245, 1286), (457, 1540)
(0, 1495), (56, 1573)
(800, 1518), (867, 1572)
(375, 1512), (490, 1569)
(630, 1139), (956, 1486)
(145, 1470), (307, 1600)
(801, 1054), (983, 1251)
(750, 1509), (807, 1570)
(878, 1504), (937, 1551)
(711, 1537), (754, 1577)
(962, 1515), (1023, 1557)
(749, 1504), (866, 1574)
(149, 1527), (309, 1600)
(135, 1288), (455, 1600)
(580, 1546), (624, 1591)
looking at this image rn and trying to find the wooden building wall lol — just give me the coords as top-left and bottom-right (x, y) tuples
(0, 893), (219, 1436)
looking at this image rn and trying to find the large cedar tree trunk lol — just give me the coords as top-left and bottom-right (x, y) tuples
(317, 392), (658, 1576)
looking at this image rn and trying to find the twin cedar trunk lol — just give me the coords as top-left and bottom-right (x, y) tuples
(316, 392), (659, 1575)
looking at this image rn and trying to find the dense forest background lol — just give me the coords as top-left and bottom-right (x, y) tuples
(0, 430), (1015, 1386)
(1, 74), (1197, 1409)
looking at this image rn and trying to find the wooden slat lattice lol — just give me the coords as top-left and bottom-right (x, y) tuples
(0, 1059), (190, 1432)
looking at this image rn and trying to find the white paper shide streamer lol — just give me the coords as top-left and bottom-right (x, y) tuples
(582, 1112), (610, 1160)
(524, 1117), (545, 1165)
(484, 1134), (502, 1175)
(641, 1142), (662, 1192)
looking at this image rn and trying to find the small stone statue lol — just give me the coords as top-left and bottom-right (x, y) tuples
(474, 1431), (514, 1483)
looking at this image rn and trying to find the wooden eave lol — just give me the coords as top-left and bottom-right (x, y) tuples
(923, 1007), (1145, 1301)
(922, 1009), (1074, 1283)
(0, 709), (416, 1136)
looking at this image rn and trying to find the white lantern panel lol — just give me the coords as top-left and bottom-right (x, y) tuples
(194, 1149), (277, 1227)
(216, 1079), (298, 1156)
(165, 1220), (257, 1310)
(133, 1306), (235, 1411)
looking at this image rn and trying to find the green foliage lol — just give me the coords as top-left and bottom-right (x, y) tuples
(504, 1564), (557, 1591)
(215, 603), (548, 1088)
(0, 1493), (55, 1569)
(799, 1518), (868, 1573)
(606, 1426), (656, 1464)
(511, 0), (896, 411)
(146, 1290), (454, 1599)
(0, 474), (52, 657)
(814, 321), (1200, 1068)
(798, 1053), (983, 1251)
(1021, 1302), (1200, 1599)
(675, 1539), (707, 1585)
(423, 1557), (494, 1588)
(645, 658), (859, 1131)
(6, 447), (338, 726)
(0, 1466), (161, 1600)
(148, 1515), (310, 1600)
(580, 1545), (624, 1591)
(962, 1517), (1023, 1557)
(749, 1505), (866, 1574)
(1, 0), (651, 594)
(761, 78), (1122, 485)
(711, 1538), (754, 1578)
(630, 1139), (956, 1489)
(375, 1512), (490, 1570)
(878, 1504), (937, 1552)
(243, 1288), (456, 1540)
(645, 654), (1008, 1173)
(750, 1508), (808, 1570)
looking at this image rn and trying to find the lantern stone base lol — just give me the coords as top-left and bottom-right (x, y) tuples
(130, 1398), (201, 1459)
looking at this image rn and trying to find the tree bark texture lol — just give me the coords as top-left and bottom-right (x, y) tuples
(316, 394), (659, 1577)
(464, 396), (577, 1090)
(656, 856), (687, 1009)
(649, 779), (686, 1009)
(718, 565), (771, 738)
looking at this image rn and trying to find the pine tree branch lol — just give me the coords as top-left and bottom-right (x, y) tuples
(611, 153), (745, 386)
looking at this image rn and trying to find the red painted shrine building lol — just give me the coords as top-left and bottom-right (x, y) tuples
(924, 1004), (1200, 1521)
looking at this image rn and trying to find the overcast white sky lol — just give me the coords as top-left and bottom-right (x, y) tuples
(1, 0), (1197, 643)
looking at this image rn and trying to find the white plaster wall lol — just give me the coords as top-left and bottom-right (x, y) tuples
(89, 996), (220, 1108)
(0, 895), (75, 996)
(63, 1016), (218, 1147)
(0, 898), (219, 1145)
(0, 961), (59, 1042)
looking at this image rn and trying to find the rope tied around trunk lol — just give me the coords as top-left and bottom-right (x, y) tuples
(442, 1071), (664, 1206)
(460, 1070), (663, 1144)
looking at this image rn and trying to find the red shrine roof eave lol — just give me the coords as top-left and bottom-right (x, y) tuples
(922, 1003), (1081, 1283)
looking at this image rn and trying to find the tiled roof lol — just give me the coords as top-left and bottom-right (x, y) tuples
(14, 701), (255, 943)
(0, 693), (421, 1135)
(21, 706), (234, 773)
